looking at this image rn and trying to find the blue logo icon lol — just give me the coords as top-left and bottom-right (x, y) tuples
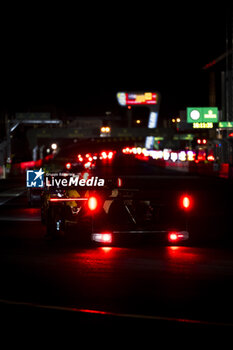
(26, 168), (44, 188)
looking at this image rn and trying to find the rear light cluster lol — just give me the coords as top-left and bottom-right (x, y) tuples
(168, 231), (189, 243)
(77, 150), (116, 162)
(92, 233), (112, 244)
(92, 231), (188, 245)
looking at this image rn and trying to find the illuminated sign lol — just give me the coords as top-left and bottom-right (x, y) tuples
(145, 136), (154, 149)
(193, 122), (213, 129)
(187, 107), (218, 123)
(218, 122), (233, 128)
(148, 111), (158, 128)
(117, 92), (158, 106)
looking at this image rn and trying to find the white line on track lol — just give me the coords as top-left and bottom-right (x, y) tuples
(0, 298), (232, 328)
(0, 188), (25, 206)
(0, 216), (41, 222)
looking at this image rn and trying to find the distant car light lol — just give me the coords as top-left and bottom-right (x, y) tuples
(84, 161), (91, 169)
(108, 152), (113, 159)
(65, 162), (71, 170)
(101, 151), (108, 159)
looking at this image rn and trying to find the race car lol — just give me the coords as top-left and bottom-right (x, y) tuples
(40, 174), (190, 245)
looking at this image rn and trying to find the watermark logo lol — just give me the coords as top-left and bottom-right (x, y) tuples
(26, 168), (44, 188)
(26, 169), (105, 188)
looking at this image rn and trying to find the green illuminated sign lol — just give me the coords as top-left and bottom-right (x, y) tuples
(187, 107), (218, 123)
(219, 121), (233, 128)
(174, 134), (193, 140)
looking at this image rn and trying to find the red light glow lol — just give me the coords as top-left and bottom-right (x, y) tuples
(102, 233), (112, 243)
(50, 198), (88, 202)
(183, 196), (190, 209)
(101, 247), (113, 253)
(92, 233), (113, 244)
(180, 195), (192, 210)
(168, 233), (178, 242)
(101, 151), (107, 159)
(108, 152), (113, 159)
(88, 196), (98, 211)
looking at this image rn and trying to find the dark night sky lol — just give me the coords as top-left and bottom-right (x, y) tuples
(0, 5), (228, 120)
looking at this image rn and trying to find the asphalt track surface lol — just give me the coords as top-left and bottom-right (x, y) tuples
(0, 171), (233, 345)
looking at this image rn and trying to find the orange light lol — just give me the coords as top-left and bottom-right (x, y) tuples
(101, 247), (112, 253)
(88, 196), (98, 211)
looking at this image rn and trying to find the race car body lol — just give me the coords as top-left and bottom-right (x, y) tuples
(41, 178), (190, 245)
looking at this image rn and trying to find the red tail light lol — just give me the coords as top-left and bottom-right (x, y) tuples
(92, 233), (112, 244)
(65, 162), (71, 170)
(168, 231), (189, 243)
(182, 196), (190, 209)
(168, 232), (178, 242)
(88, 196), (98, 211)
(180, 195), (192, 210)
